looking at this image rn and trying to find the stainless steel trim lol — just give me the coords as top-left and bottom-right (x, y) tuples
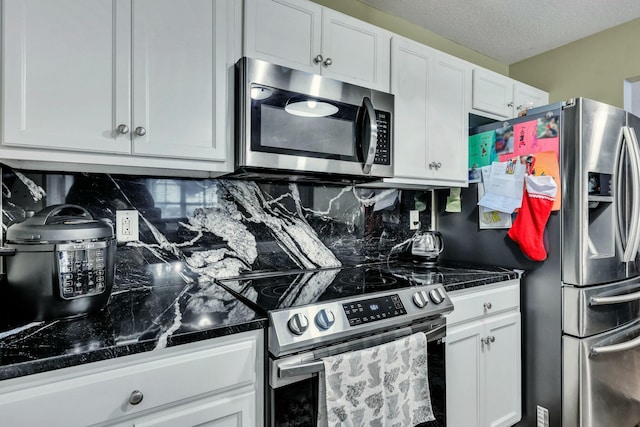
(361, 96), (378, 175)
(276, 319), (445, 379)
(590, 334), (640, 357)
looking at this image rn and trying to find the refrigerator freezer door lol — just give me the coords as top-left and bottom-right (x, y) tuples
(563, 276), (640, 337)
(563, 319), (640, 427)
(562, 98), (640, 286)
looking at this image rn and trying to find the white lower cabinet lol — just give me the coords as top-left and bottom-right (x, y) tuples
(446, 281), (522, 427)
(0, 330), (264, 427)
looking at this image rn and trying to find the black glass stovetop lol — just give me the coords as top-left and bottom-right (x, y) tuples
(218, 263), (444, 313)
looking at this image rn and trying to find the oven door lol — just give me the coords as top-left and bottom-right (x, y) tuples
(237, 57), (394, 179)
(563, 319), (640, 427)
(268, 317), (446, 427)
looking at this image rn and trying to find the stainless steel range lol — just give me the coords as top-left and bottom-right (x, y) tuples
(218, 263), (454, 427)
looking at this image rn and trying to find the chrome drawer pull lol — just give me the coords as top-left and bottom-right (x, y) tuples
(590, 289), (640, 306)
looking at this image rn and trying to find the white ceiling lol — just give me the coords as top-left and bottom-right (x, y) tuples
(357, 0), (640, 64)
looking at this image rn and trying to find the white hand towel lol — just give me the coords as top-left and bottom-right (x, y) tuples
(318, 332), (434, 426)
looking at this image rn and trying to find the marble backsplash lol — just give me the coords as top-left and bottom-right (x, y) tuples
(1, 165), (432, 289)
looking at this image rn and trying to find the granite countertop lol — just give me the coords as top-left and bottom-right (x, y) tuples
(0, 260), (267, 382)
(0, 257), (517, 383)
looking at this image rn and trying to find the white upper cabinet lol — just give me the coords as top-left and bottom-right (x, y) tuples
(379, 36), (469, 188)
(2, 0), (238, 176)
(472, 68), (548, 119)
(131, 0), (228, 161)
(244, 0), (391, 92)
(3, 0), (132, 154)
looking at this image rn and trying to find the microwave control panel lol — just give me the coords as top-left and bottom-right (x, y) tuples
(374, 111), (391, 165)
(57, 243), (108, 299)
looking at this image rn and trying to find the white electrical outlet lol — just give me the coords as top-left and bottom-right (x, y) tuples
(116, 210), (139, 242)
(410, 210), (420, 230)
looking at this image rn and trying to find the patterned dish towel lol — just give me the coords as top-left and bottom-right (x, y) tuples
(318, 332), (434, 426)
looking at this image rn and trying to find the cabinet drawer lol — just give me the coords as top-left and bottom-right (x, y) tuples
(447, 281), (520, 326)
(0, 334), (258, 427)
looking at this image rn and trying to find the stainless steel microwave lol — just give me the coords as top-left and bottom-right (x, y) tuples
(234, 57), (394, 182)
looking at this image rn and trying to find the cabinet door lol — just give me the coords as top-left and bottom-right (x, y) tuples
(244, 0), (322, 73)
(390, 37), (468, 185)
(485, 312), (522, 427)
(2, 0), (131, 154)
(426, 52), (470, 184)
(390, 37), (432, 180)
(321, 9), (390, 92)
(132, 390), (256, 427)
(131, 0), (230, 162)
(446, 320), (485, 427)
(472, 69), (513, 118)
(513, 83), (549, 114)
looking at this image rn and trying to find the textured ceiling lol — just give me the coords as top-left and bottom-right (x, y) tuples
(357, 0), (640, 64)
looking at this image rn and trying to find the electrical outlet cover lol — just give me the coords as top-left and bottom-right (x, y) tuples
(410, 210), (420, 230)
(116, 210), (139, 242)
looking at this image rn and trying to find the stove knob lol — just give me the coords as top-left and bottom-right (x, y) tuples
(288, 313), (309, 336)
(315, 309), (336, 331)
(413, 290), (429, 308)
(429, 288), (446, 305)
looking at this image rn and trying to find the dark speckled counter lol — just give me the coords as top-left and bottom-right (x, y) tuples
(0, 262), (266, 382)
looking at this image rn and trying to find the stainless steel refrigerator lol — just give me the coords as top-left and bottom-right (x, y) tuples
(438, 97), (640, 426)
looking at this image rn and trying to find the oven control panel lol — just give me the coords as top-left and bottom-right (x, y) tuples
(343, 294), (407, 327)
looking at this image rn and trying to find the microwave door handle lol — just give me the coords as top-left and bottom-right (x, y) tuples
(590, 332), (640, 357)
(361, 96), (378, 175)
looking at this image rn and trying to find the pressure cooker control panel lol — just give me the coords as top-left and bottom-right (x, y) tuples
(57, 242), (108, 300)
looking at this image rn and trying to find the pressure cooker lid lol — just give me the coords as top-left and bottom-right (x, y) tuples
(6, 204), (114, 243)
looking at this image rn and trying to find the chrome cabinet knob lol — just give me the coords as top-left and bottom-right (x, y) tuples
(412, 290), (429, 308)
(117, 124), (129, 134)
(428, 162), (442, 170)
(315, 309), (336, 330)
(135, 126), (147, 136)
(480, 337), (487, 346)
(488, 335), (495, 343)
(483, 302), (492, 310)
(129, 390), (144, 405)
(313, 54), (324, 64)
(507, 101), (514, 107)
(323, 58), (332, 66)
(517, 105), (524, 110)
(435, 162), (442, 170)
(288, 313), (309, 336)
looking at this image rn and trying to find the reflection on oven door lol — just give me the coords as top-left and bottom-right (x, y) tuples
(563, 319), (640, 427)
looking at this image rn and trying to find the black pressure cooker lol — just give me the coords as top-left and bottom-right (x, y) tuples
(0, 204), (116, 322)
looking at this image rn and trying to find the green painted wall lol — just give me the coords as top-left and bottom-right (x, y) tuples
(510, 18), (640, 108)
(309, 0), (508, 75)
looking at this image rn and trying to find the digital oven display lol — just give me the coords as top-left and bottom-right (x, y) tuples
(342, 294), (407, 326)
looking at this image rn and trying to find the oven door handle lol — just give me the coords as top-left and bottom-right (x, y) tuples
(277, 322), (446, 379)
(590, 333), (640, 357)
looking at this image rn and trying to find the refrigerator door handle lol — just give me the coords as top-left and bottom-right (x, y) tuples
(615, 128), (627, 257)
(590, 333), (640, 357)
(622, 126), (640, 262)
(590, 289), (640, 306)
